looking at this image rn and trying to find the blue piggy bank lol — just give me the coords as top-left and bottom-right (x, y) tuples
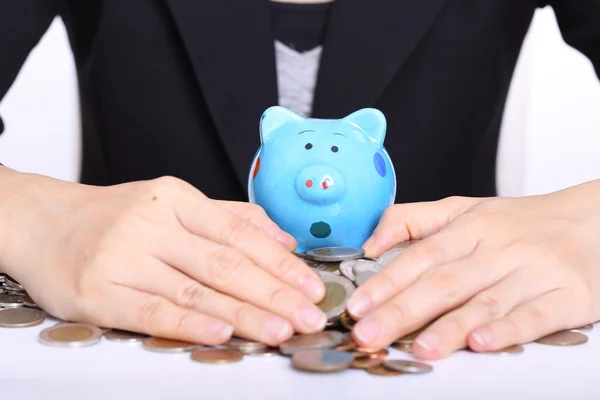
(248, 106), (396, 253)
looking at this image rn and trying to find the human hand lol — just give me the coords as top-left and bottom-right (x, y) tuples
(346, 181), (600, 359)
(0, 171), (326, 346)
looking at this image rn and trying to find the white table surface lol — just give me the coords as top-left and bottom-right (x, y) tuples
(3, 315), (598, 400)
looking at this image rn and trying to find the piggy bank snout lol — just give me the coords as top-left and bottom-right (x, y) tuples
(295, 164), (345, 204)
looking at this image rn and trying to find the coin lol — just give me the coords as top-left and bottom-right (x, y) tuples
(305, 246), (365, 262)
(394, 327), (426, 346)
(535, 330), (588, 346)
(366, 364), (405, 376)
(0, 294), (23, 308)
(354, 348), (389, 359)
(245, 348), (280, 357)
(351, 356), (384, 369)
(279, 331), (344, 355)
(190, 349), (244, 364)
(383, 359), (433, 374)
(488, 344), (524, 355)
(39, 323), (103, 348)
(291, 349), (353, 373)
(315, 262), (342, 275)
(0, 308), (45, 328)
(334, 336), (356, 352)
(224, 337), (268, 353)
(21, 294), (38, 308)
(3, 275), (24, 291)
(104, 329), (148, 342)
(391, 343), (413, 353)
(570, 324), (594, 334)
(354, 270), (376, 286)
(317, 274), (355, 321)
(339, 259), (379, 282)
(141, 337), (201, 353)
(339, 312), (356, 331)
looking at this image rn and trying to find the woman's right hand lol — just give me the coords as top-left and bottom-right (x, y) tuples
(0, 168), (327, 346)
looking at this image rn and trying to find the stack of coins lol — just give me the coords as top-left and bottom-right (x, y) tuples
(0, 245), (598, 378)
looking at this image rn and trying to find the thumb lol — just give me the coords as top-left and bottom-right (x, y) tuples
(362, 196), (484, 258)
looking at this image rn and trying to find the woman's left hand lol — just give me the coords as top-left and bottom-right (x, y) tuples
(347, 180), (600, 359)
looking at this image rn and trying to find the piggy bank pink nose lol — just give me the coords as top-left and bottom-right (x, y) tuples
(296, 164), (345, 205)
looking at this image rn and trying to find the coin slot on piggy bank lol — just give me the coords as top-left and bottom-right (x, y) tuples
(248, 106), (396, 254)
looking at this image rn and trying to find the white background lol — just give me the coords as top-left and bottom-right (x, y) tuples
(1, 8), (599, 197)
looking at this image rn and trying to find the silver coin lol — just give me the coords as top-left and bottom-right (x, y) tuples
(39, 323), (103, 348)
(104, 329), (148, 342)
(0, 294), (24, 308)
(0, 308), (45, 328)
(317, 274), (355, 322)
(339, 259), (378, 282)
(3, 275), (24, 291)
(0, 274), (5, 283)
(279, 331), (344, 355)
(383, 359), (433, 374)
(305, 247), (365, 262)
(354, 270), (377, 286)
(570, 324), (594, 334)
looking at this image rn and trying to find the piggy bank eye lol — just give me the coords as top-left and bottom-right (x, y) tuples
(305, 143), (313, 150)
(331, 146), (339, 153)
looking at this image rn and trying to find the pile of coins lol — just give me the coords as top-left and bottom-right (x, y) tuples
(0, 245), (596, 377)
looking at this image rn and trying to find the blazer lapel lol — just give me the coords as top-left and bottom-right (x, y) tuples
(311, 0), (448, 119)
(164, 0), (277, 191)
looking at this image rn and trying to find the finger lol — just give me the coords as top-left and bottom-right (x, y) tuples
(412, 263), (563, 359)
(467, 289), (578, 352)
(176, 195), (325, 302)
(113, 257), (294, 346)
(362, 196), (483, 257)
(213, 200), (297, 251)
(347, 225), (480, 318)
(159, 229), (327, 334)
(351, 252), (503, 349)
(86, 286), (234, 346)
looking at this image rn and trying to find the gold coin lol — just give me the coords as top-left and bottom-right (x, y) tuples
(339, 312), (356, 331)
(383, 359), (433, 374)
(535, 330), (588, 346)
(0, 308), (45, 328)
(391, 343), (413, 353)
(317, 282), (346, 314)
(142, 337), (201, 353)
(318, 262), (342, 274)
(190, 349), (244, 364)
(39, 323), (103, 348)
(291, 349), (353, 373)
(351, 357), (384, 369)
(366, 364), (404, 376)
(224, 337), (268, 353)
(104, 329), (148, 342)
(353, 348), (388, 359)
(245, 348), (281, 357)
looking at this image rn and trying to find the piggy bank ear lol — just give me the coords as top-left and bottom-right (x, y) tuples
(343, 108), (387, 146)
(260, 106), (305, 143)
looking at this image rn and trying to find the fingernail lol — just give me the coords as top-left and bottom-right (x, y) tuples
(303, 275), (325, 300)
(263, 317), (292, 342)
(471, 329), (492, 347)
(363, 235), (376, 251)
(347, 293), (372, 318)
(415, 332), (439, 352)
(354, 319), (382, 345)
(298, 305), (326, 330)
(207, 321), (234, 340)
(275, 231), (296, 249)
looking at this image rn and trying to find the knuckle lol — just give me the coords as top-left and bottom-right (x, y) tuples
(222, 217), (255, 245)
(447, 314), (472, 334)
(526, 304), (551, 333)
(388, 300), (414, 323)
(177, 282), (211, 309)
(232, 303), (254, 328)
(268, 285), (293, 310)
(209, 247), (245, 287)
(271, 255), (296, 279)
(138, 298), (163, 330)
(473, 293), (505, 320)
(427, 269), (460, 303)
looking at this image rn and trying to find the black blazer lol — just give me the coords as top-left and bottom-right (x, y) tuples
(1, 1), (599, 203)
